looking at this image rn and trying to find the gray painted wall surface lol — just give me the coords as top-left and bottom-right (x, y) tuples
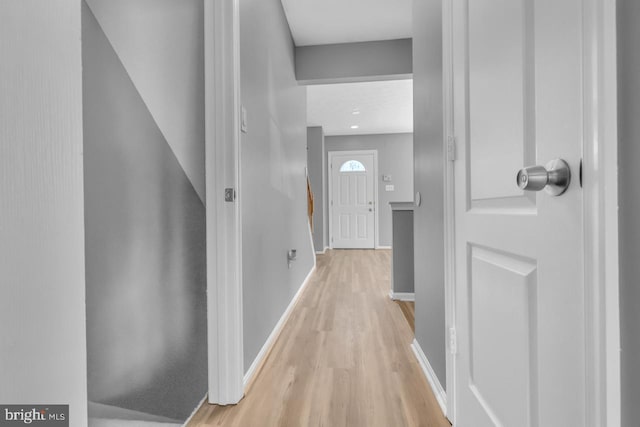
(618, 2), (640, 425)
(83, 2), (207, 421)
(240, 0), (315, 372)
(412, 0), (446, 389)
(85, 0), (206, 202)
(296, 39), (413, 85)
(391, 209), (415, 294)
(325, 133), (414, 248)
(307, 127), (326, 252)
(0, 2), (88, 424)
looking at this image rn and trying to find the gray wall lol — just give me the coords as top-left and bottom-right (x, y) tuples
(296, 39), (413, 85)
(240, 0), (316, 372)
(307, 127), (326, 252)
(83, 1), (207, 421)
(85, 0), (206, 202)
(392, 209), (415, 294)
(412, 0), (446, 389)
(325, 133), (414, 247)
(618, 2), (640, 425)
(0, 2), (88, 425)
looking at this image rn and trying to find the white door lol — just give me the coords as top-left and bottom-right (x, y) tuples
(452, 0), (585, 426)
(329, 151), (376, 249)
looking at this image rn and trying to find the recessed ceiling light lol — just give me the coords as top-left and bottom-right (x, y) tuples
(352, 111), (361, 115)
(350, 125), (359, 129)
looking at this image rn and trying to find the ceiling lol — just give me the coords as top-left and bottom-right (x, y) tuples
(282, 0), (414, 136)
(280, 0), (412, 47)
(307, 80), (413, 136)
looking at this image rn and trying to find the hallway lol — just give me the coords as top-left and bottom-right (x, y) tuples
(188, 250), (449, 427)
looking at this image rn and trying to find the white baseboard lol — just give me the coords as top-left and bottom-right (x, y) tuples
(411, 339), (447, 417)
(315, 247), (329, 255)
(376, 245), (392, 250)
(243, 265), (316, 389)
(389, 291), (415, 302)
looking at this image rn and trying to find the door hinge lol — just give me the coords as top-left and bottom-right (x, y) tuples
(447, 136), (457, 162)
(449, 327), (457, 355)
(224, 188), (236, 202)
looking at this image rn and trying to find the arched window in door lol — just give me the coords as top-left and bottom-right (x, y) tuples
(339, 160), (366, 172)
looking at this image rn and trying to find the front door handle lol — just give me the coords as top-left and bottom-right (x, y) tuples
(516, 158), (571, 196)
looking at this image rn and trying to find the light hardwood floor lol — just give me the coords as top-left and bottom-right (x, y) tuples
(395, 300), (415, 333)
(188, 249), (450, 427)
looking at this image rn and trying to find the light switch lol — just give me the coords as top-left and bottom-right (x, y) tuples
(385, 185), (395, 192)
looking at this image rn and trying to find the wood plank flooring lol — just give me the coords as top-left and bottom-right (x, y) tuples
(395, 300), (415, 333)
(188, 249), (449, 427)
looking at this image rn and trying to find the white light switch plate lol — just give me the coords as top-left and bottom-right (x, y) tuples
(385, 185), (395, 192)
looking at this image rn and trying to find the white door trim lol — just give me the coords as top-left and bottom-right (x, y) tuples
(441, 0), (456, 423)
(581, 0), (620, 424)
(204, 0), (244, 405)
(327, 150), (379, 249)
(441, 0), (620, 424)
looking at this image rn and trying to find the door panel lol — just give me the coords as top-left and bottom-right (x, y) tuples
(468, 246), (537, 427)
(330, 152), (375, 249)
(469, 0), (535, 208)
(453, 0), (584, 425)
(467, 0), (536, 213)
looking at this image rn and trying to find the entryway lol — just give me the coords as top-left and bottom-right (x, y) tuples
(328, 150), (378, 249)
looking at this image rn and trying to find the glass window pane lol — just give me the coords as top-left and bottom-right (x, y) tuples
(339, 160), (366, 172)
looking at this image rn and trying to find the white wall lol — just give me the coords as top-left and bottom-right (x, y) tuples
(240, 0), (315, 372)
(0, 1), (88, 425)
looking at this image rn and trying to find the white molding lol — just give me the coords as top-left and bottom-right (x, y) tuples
(204, 0), (244, 405)
(243, 266), (316, 388)
(411, 339), (447, 417)
(376, 245), (392, 250)
(389, 291), (415, 302)
(441, 0), (457, 423)
(315, 246), (329, 255)
(582, 0), (620, 425)
(327, 150), (379, 250)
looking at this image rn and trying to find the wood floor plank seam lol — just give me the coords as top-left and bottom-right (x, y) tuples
(188, 250), (450, 427)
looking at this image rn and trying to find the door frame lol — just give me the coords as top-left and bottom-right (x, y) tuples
(327, 150), (380, 249)
(204, 0), (244, 405)
(442, 0), (620, 424)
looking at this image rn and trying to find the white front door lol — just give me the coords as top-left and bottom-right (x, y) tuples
(452, 0), (585, 426)
(329, 151), (376, 249)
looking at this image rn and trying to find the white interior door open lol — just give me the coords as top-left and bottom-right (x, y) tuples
(450, 0), (591, 425)
(329, 151), (377, 249)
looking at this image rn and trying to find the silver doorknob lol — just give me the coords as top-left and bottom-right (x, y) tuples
(516, 158), (571, 196)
